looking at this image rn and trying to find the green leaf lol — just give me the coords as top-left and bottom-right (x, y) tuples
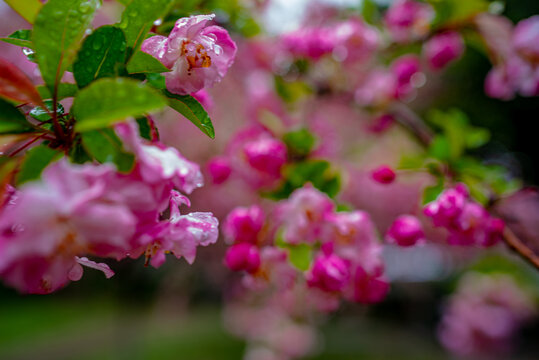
(81, 129), (135, 172)
(118, 0), (173, 55)
(29, 101), (65, 122)
(428, 135), (452, 161)
(126, 50), (170, 74)
(287, 244), (313, 271)
(136, 117), (154, 141)
(422, 180), (445, 205)
(16, 145), (62, 185)
(283, 128), (317, 157)
(33, 0), (99, 93)
(73, 26), (127, 88)
(465, 128), (490, 149)
(4, 0), (42, 24)
(0, 29), (32, 48)
(428, 0), (488, 27)
(165, 91), (215, 139)
(146, 73), (166, 90)
(37, 83), (78, 100)
(72, 78), (167, 132)
(360, 0), (380, 25)
(0, 98), (34, 134)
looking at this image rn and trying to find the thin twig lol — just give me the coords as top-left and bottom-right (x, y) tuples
(502, 227), (539, 270)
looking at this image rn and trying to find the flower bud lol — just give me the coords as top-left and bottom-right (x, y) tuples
(243, 138), (287, 178)
(307, 253), (350, 293)
(224, 243), (261, 273)
(223, 205), (265, 244)
(371, 165), (396, 184)
(386, 215), (425, 247)
(424, 31), (464, 70)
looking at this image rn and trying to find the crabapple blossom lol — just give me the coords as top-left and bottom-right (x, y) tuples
(423, 31), (465, 70)
(243, 137), (287, 179)
(280, 26), (335, 61)
(224, 243), (261, 273)
(384, 0), (435, 43)
(223, 205), (265, 244)
(207, 156), (232, 185)
(332, 18), (379, 63)
(306, 253), (350, 293)
(386, 215), (425, 247)
(141, 14), (237, 95)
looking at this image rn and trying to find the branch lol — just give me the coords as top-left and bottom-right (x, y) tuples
(502, 226), (539, 270)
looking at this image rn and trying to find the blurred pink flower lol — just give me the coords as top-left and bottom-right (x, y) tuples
(306, 253), (350, 293)
(371, 165), (396, 184)
(224, 243), (261, 273)
(224, 205), (265, 244)
(423, 31), (464, 70)
(384, 0), (434, 43)
(385, 215), (425, 247)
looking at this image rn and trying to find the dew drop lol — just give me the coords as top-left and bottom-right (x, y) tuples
(153, 18), (163, 26)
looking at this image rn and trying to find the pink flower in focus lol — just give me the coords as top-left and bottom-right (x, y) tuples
(385, 215), (425, 247)
(224, 243), (261, 273)
(384, 0), (435, 43)
(423, 31), (465, 70)
(243, 137), (287, 178)
(141, 14), (237, 95)
(224, 205), (265, 244)
(307, 253), (350, 293)
(371, 165), (396, 184)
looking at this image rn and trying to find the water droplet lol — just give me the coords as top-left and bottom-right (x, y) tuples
(153, 18), (163, 26)
(22, 47), (34, 56)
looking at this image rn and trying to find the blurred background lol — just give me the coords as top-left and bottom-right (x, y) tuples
(1, 0), (539, 359)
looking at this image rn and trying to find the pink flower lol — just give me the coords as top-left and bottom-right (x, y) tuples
(423, 31), (465, 70)
(354, 70), (397, 107)
(207, 156), (232, 185)
(243, 137), (287, 178)
(513, 15), (539, 62)
(424, 184), (468, 228)
(277, 185), (335, 245)
(224, 205), (265, 244)
(281, 26), (335, 60)
(391, 55), (422, 99)
(307, 253), (350, 293)
(384, 0), (434, 43)
(224, 243), (261, 273)
(371, 165), (396, 184)
(385, 215), (425, 247)
(141, 14), (237, 95)
(191, 89), (214, 111)
(332, 18), (379, 63)
(0, 160), (135, 294)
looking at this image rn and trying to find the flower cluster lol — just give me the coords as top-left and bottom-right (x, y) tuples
(438, 273), (536, 357)
(223, 185), (389, 310)
(0, 122), (218, 294)
(424, 184), (504, 246)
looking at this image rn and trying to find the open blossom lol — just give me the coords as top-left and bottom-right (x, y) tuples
(423, 31), (465, 70)
(0, 160), (133, 294)
(384, 0), (435, 43)
(141, 14), (237, 95)
(280, 26), (335, 60)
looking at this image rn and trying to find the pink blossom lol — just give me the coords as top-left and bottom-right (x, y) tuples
(0, 160), (135, 294)
(423, 184), (468, 228)
(384, 0), (434, 43)
(225, 243), (261, 273)
(354, 70), (397, 107)
(371, 165), (396, 184)
(391, 55), (422, 99)
(243, 137), (287, 178)
(438, 273), (536, 357)
(513, 15), (539, 62)
(191, 89), (214, 111)
(423, 31), (465, 70)
(280, 26), (335, 60)
(307, 253), (350, 293)
(224, 205), (265, 244)
(141, 14), (237, 95)
(332, 18), (379, 63)
(277, 185), (335, 245)
(385, 215), (425, 247)
(207, 156), (232, 185)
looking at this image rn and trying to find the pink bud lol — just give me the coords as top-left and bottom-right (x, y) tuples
(371, 165), (396, 184)
(423, 31), (464, 70)
(224, 243), (261, 273)
(207, 156), (231, 185)
(243, 138), (287, 178)
(386, 215), (425, 247)
(368, 114), (395, 133)
(223, 205), (265, 244)
(307, 253), (350, 293)
(484, 217), (505, 247)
